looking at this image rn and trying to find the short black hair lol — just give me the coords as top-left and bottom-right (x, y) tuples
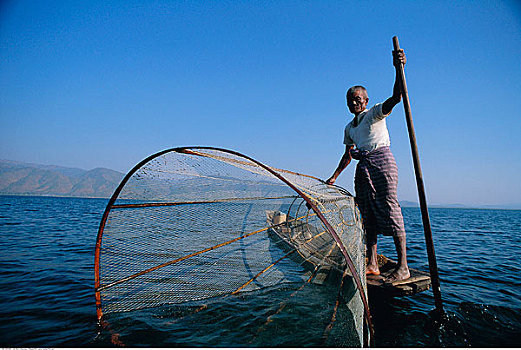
(346, 85), (368, 99)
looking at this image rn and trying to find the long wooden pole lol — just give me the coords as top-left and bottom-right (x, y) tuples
(392, 36), (444, 318)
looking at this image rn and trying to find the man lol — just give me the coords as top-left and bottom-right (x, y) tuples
(326, 49), (410, 283)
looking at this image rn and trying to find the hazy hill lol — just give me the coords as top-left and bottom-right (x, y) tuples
(0, 160), (123, 198)
(1, 160), (520, 209)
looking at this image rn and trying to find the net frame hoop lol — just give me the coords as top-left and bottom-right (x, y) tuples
(94, 146), (373, 342)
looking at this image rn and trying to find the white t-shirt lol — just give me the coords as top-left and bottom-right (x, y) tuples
(343, 103), (391, 151)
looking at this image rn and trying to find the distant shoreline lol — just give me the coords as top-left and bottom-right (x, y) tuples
(1, 193), (519, 211)
(2, 160), (520, 210)
(0, 193), (111, 200)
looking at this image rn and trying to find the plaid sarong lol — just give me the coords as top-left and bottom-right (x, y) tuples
(352, 146), (405, 245)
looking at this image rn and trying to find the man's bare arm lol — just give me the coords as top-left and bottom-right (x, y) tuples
(382, 49), (406, 115)
(326, 145), (354, 185)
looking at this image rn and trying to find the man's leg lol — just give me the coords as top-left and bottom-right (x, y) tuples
(366, 243), (379, 275)
(366, 231), (379, 275)
(386, 234), (410, 282)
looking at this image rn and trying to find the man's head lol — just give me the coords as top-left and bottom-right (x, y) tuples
(346, 86), (369, 115)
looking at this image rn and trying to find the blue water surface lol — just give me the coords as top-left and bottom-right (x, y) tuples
(0, 195), (520, 347)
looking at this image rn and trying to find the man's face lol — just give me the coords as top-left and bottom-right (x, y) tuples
(347, 89), (369, 115)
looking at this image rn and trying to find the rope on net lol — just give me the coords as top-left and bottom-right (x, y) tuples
(322, 268), (350, 342)
(152, 224), (334, 329)
(94, 146), (372, 346)
(96, 212), (314, 293)
(249, 264), (321, 344)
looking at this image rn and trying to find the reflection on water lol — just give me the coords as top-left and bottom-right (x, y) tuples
(0, 196), (520, 346)
(98, 283), (360, 347)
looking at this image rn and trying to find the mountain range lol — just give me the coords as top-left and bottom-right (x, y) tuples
(1, 160), (520, 209)
(0, 160), (124, 198)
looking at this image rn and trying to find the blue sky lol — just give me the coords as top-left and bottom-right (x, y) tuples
(1, 0), (520, 206)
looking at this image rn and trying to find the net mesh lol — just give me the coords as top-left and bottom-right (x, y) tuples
(95, 147), (367, 344)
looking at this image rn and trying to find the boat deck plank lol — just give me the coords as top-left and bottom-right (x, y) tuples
(366, 255), (431, 296)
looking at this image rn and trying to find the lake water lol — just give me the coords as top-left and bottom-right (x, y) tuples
(0, 195), (520, 347)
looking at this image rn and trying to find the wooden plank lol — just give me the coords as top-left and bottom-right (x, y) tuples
(366, 254), (431, 297)
(313, 266), (331, 285)
(390, 274), (430, 286)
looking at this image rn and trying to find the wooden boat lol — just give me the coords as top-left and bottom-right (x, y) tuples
(265, 210), (345, 284)
(266, 210), (431, 297)
(266, 209), (366, 346)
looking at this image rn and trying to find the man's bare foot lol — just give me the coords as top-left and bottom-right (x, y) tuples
(384, 266), (410, 284)
(366, 264), (380, 276)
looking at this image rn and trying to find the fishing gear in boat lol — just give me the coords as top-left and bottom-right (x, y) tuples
(94, 146), (372, 346)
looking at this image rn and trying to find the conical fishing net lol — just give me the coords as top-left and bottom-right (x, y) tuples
(94, 147), (370, 346)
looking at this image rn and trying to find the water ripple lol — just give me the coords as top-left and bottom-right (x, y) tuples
(0, 196), (520, 347)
